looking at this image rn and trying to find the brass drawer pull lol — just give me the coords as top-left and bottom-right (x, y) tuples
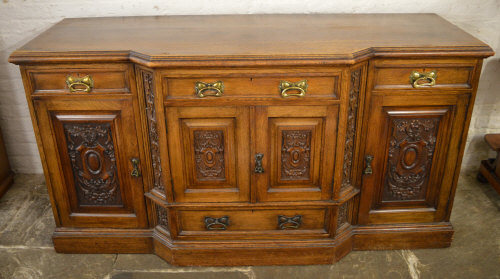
(410, 70), (437, 88)
(204, 216), (229, 230)
(195, 81), (224, 98)
(130, 158), (141, 177)
(66, 75), (94, 93)
(363, 155), (374, 175)
(278, 215), (302, 230)
(279, 80), (308, 97)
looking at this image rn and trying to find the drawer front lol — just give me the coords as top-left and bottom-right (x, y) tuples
(26, 64), (132, 94)
(164, 72), (341, 99)
(178, 208), (329, 234)
(371, 59), (477, 90)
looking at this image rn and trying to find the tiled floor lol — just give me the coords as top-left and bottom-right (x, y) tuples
(0, 174), (499, 279)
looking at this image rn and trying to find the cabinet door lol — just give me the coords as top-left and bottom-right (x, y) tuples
(255, 106), (338, 201)
(166, 107), (250, 202)
(34, 98), (148, 228)
(358, 94), (469, 224)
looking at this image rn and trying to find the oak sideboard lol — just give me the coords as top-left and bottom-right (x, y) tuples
(9, 14), (494, 266)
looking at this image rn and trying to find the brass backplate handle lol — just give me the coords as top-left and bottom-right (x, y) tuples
(279, 80), (308, 97)
(204, 216), (229, 230)
(131, 158), (141, 177)
(363, 155), (374, 175)
(410, 70), (437, 88)
(66, 75), (94, 93)
(195, 81), (224, 97)
(278, 215), (302, 230)
(255, 153), (264, 173)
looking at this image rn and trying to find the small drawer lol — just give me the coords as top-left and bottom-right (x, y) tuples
(164, 74), (340, 99)
(27, 64), (132, 94)
(178, 208), (329, 234)
(372, 59), (476, 90)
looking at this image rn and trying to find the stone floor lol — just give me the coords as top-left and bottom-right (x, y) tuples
(0, 174), (499, 279)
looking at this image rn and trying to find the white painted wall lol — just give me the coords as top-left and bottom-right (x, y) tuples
(0, 0), (498, 174)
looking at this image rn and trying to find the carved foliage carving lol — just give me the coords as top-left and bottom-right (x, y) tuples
(281, 130), (312, 180)
(336, 202), (349, 230)
(384, 118), (440, 201)
(341, 69), (361, 191)
(193, 130), (225, 180)
(64, 123), (122, 206)
(142, 71), (165, 192)
(156, 205), (169, 230)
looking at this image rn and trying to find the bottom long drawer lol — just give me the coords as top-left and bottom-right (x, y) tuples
(176, 208), (331, 238)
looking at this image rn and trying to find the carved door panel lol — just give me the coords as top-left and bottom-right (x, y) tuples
(166, 107), (250, 202)
(358, 94), (469, 224)
(255, 106), (338, 201)
(34, 98), (148, 228)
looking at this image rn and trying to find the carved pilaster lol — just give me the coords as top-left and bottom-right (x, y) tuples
(142, 70), (165, 193)
(336, 202), (349, 231)
(156, 204), (169, 231)
(341, 69), (362, 191)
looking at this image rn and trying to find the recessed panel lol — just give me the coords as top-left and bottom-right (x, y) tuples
(193, 130), (226, 181)
(181, 118), (236, 189)
(280, 130), (312, 181)
(382, 116), (441, 202)
(269, 118), (323, 189)
(62, 121), (123, 206)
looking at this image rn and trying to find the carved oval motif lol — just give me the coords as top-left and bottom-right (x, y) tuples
(401, 145), (419, 170)
(203, 149), (216, 167)
(291, 150), (301, 164)
(206, 151), (214, 162)
(85, 150), (102, 175)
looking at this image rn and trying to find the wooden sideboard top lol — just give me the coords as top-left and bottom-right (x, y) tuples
(9, 14), (494, 66)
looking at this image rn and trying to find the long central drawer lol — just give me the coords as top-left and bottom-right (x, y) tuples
(161, 68), (343, 100)
(176, 208), (330, 238)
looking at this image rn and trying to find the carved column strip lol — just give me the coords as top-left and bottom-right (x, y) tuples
(336, 201), (350, 233)
(142, 70), (165, 193)
(155, 204), (169, 231)
(340, 68), (362, 191)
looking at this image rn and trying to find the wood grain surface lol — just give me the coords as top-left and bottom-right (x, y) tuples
(9, 14), (493, 66)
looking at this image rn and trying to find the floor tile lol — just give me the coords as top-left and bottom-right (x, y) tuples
(0, 174), (498, 279)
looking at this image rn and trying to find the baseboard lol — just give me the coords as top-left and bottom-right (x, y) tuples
(49, 222), (455, 263)
(0, 171), (14, 199)
(153, 229), (353, 266)
(352, 223), (454, 250)
(53, 228), (153, 253)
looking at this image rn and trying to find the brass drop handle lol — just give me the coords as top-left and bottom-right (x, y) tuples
(410, 70), (437, 88)
(278, 215), (302, 230)
(204, 216), (229, 230)
(279, 80), (308, 97)
(131, 158), (141, 177)
(195, 81), (224, 97)
(66, 75), (94, 93)
(363, 155), (374, 175)
(255, 153), (264, 173)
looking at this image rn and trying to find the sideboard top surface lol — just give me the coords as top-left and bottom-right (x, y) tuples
(9, 14), (494, 65)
